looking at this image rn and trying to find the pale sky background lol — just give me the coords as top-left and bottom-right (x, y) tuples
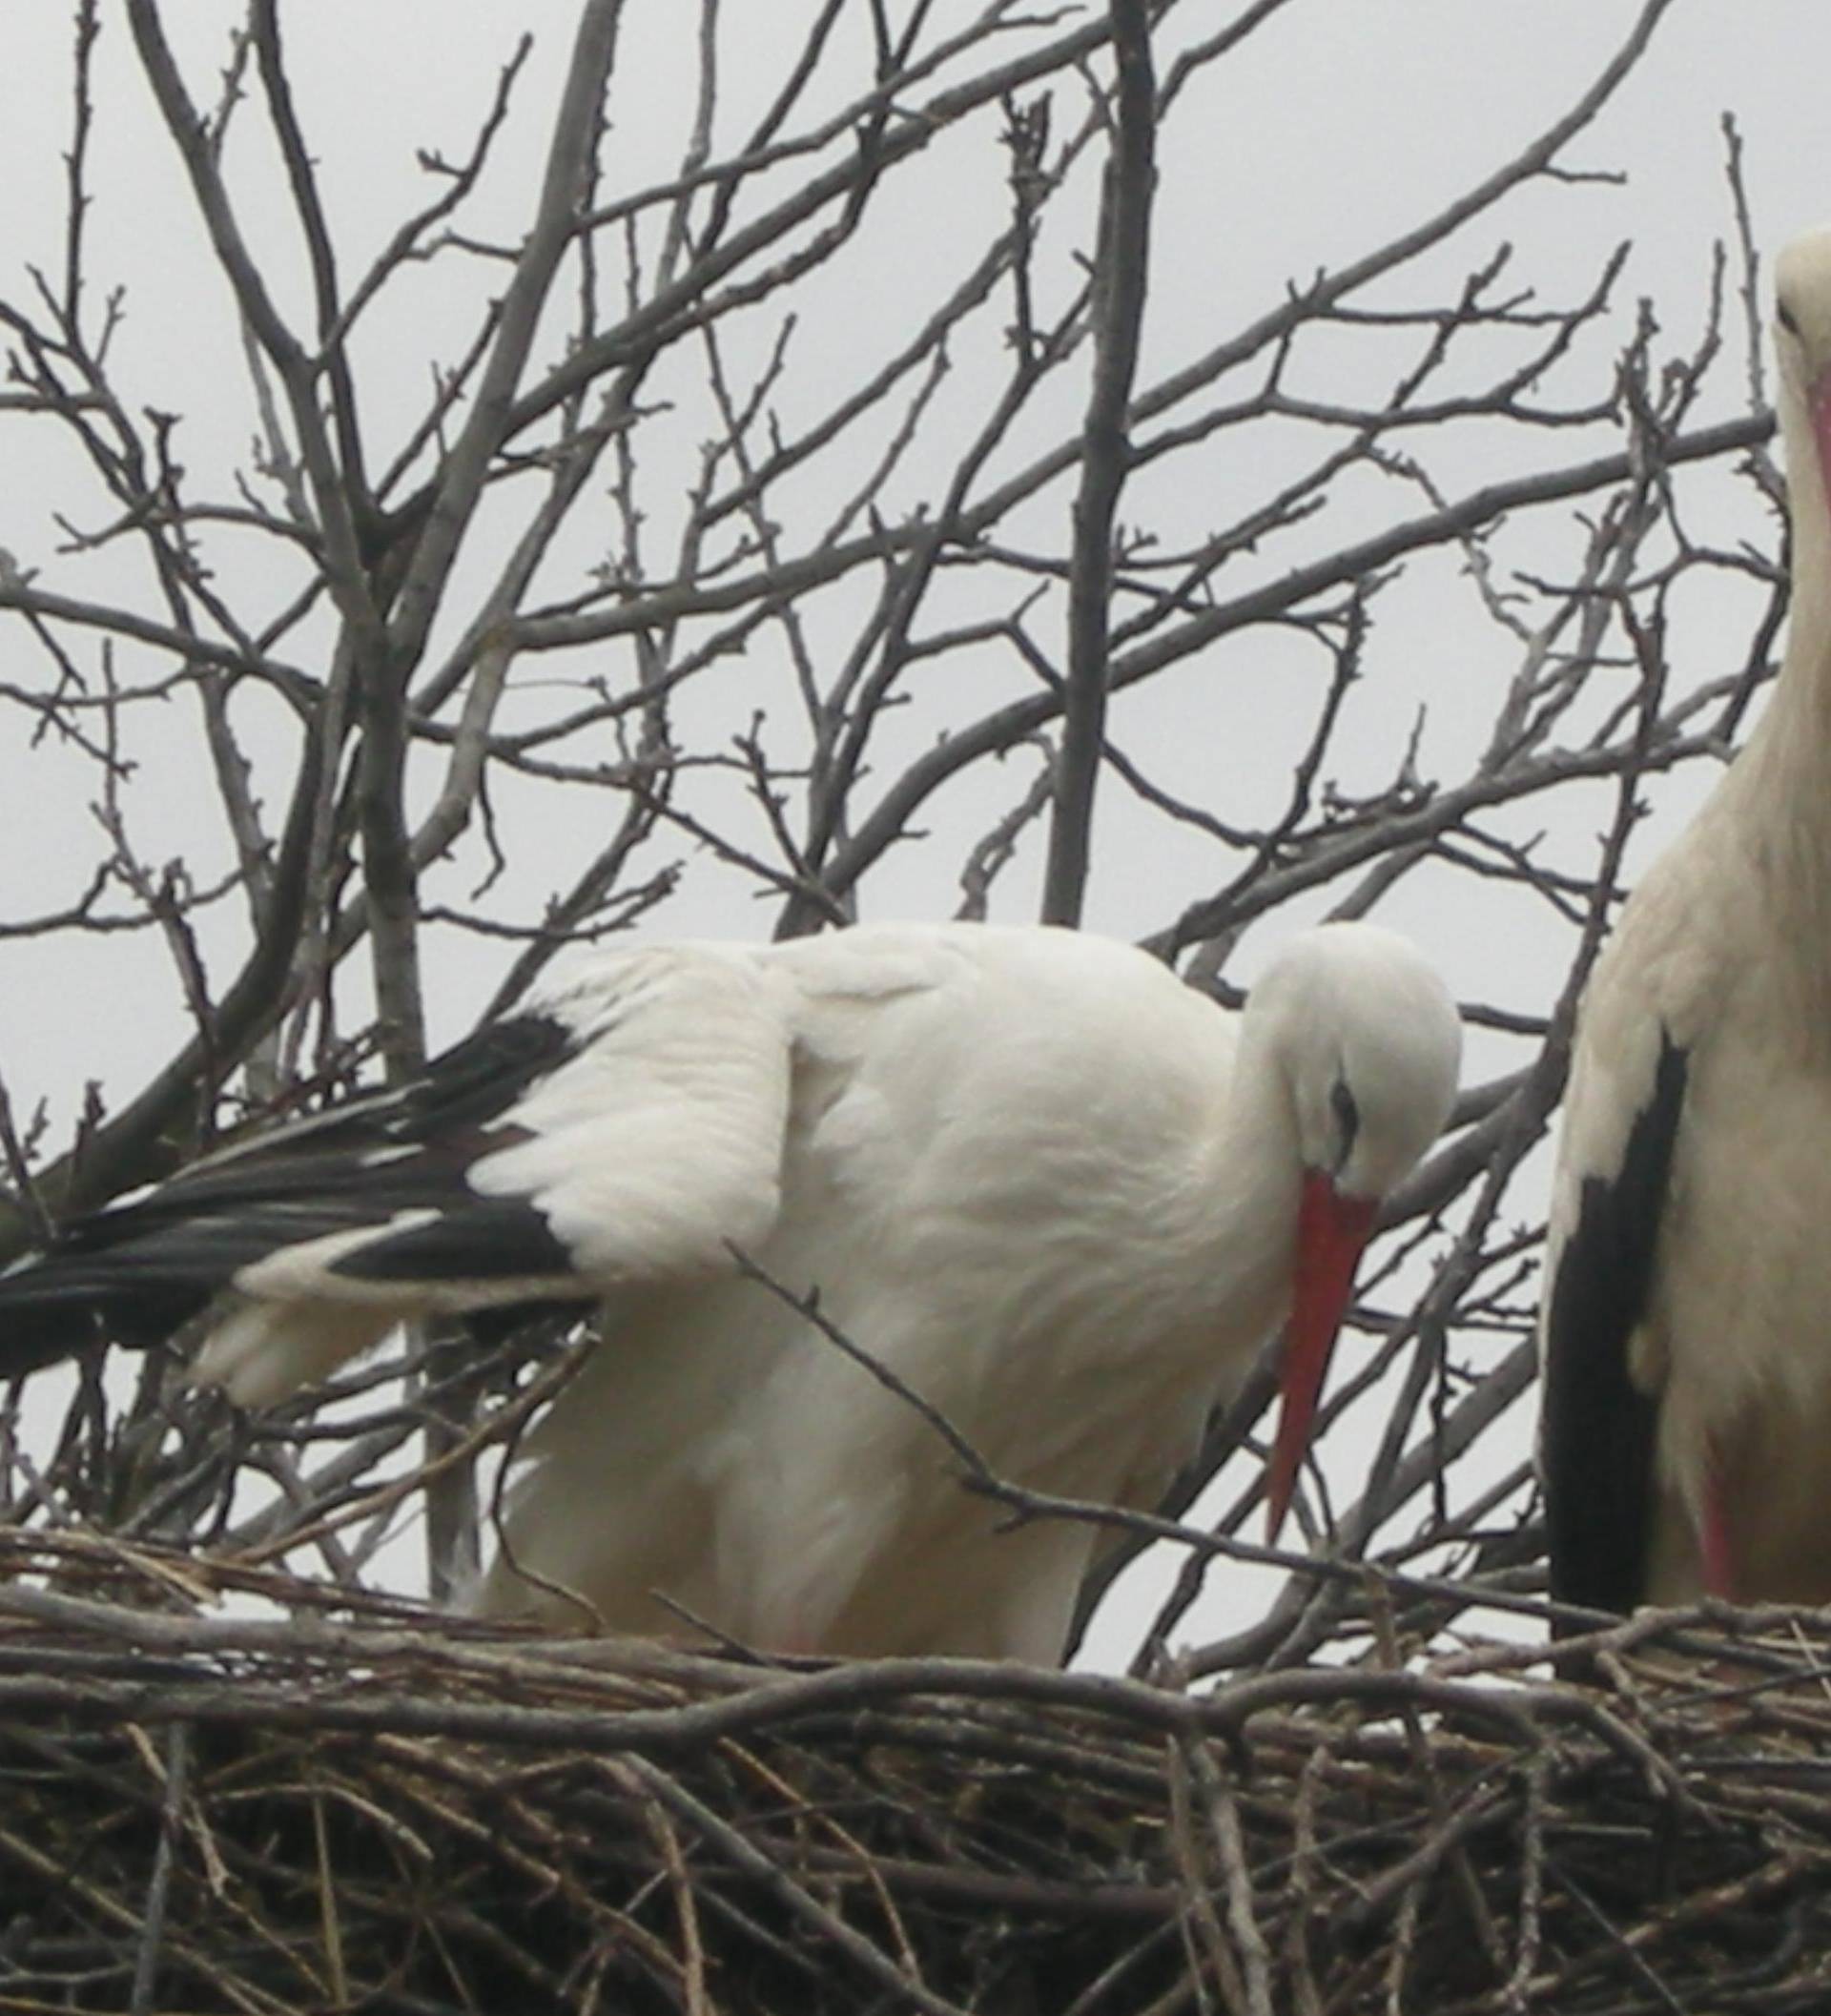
(0, 1), (1825, 1663)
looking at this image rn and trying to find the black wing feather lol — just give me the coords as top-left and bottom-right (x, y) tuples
(1542, 1028), (1688, 1615)
(0, 1011), (584, 1373)
(328, 1196), (576, 1282)
(113, 1011), (574, 1222)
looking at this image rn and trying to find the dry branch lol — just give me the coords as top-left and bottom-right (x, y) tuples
(1, 1540), (1829, 2013)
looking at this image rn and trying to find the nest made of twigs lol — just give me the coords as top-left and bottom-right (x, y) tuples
(1, 1531), (1829, 2015)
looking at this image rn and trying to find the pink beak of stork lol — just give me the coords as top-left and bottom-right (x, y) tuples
(1264, 1170), (1378, 1545)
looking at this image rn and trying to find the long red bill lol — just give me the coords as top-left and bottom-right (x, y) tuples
(1698, 1442), (1738, 1602)
(1264, 1171), (1378, 1545)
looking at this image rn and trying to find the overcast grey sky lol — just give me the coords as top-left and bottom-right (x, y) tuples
(5, 1), (1824, 1046)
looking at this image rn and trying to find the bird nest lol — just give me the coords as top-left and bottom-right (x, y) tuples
(2, 1533), (1830, 2014)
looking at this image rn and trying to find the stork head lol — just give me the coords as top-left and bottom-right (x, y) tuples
(1248, 924), (1462, 1542)
(1773, 229), (1831, 532)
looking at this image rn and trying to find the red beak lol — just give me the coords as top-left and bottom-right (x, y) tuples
(1264, 1170), (1378, 1545)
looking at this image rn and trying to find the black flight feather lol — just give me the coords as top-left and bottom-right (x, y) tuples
(0, 1011), (584, 1376)
(1542, 1027), (1688, 1617)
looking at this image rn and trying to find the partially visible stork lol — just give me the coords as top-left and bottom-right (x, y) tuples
(0, 919), (1459, 1659)
(1541, 226), (1831, 1613)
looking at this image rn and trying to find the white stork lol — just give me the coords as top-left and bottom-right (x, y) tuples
(0, 919), (1458, 1659)
(1541, 226), (1831, 1613)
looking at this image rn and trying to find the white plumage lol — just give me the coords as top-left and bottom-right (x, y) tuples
(1540, 227), (1831, 1612)
(2, 919), (1460, 1660)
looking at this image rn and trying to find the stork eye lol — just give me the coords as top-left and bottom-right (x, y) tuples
(1779, 298), (1802, 339)
(1330, 1077), (1360, 1165)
